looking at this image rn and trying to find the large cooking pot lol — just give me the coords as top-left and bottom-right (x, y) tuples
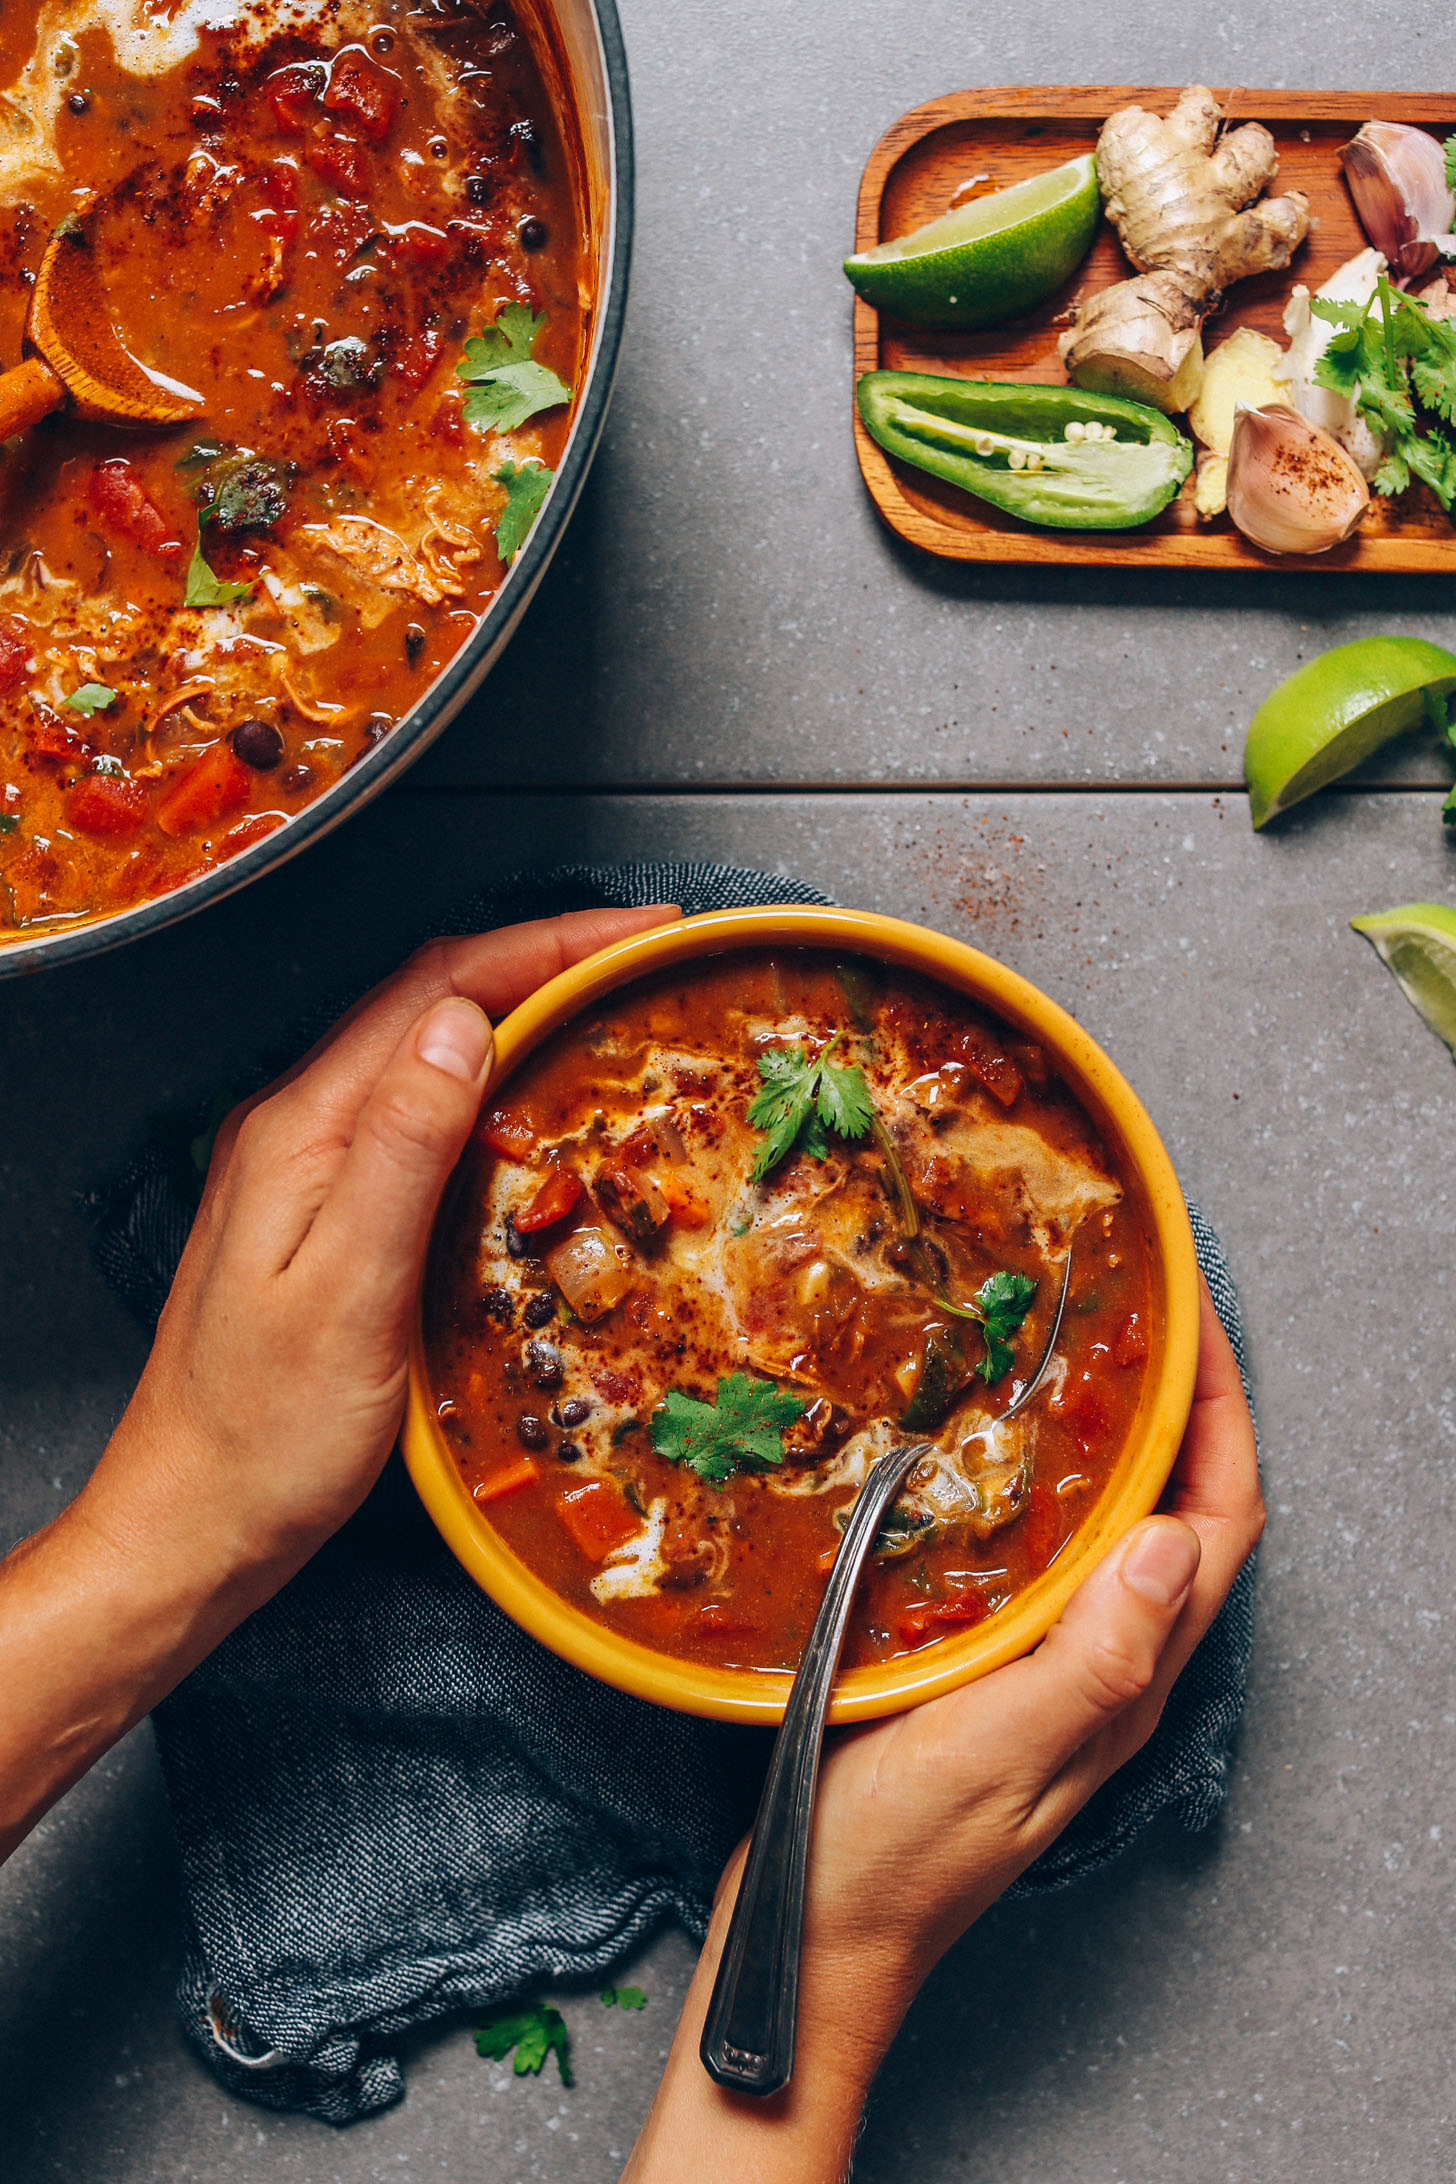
(0, 0), (632, 980)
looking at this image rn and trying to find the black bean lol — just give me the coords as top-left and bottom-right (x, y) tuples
(524, 1338), (563, 1389)
(557, 1396), (592, 1429)
(510, 118), (545, 172)
(516, 1413), (549, 1451)
(556, 1439), (583, 1464)
(522, 1290), (557, 1328)
(518, 216), (548, 253)
(405, 624), (426, 666)
(465, 174), (492, 207)
(232, 718), (285, 771)
(68, 92), (90, 116)
(481, 1284), (513, 1324)
(504, 1216), (527, 1259)
(279, 762), (313, 792)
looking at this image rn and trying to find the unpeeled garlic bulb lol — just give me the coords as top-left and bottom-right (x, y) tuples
(1226, 404), (1370, 555)
(1340, 122), (1456, 280)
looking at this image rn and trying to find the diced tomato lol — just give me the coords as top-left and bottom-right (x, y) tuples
(391, 326), (444, 394)
(88, 460), (183, 561)
(323, 47), (401, 143)
(430, 395), (465, 446)
(655, 1168), (711, 1227)
(266, 61), (326, 133)
(686, 1602), (758, 1642)
(23, 703), (85, 759)
(473, 1456), (540, 1507)
(1051, 1367), (1111, 1458)
(897, 1589), (990, 1650)
(255, 160), (301, 241)
(4, 841), (62, 921)
(155, 742), (253, 838)
(1113, 1311), (1150, 1368)
(66, 774), (150, 836)
(0, 615), (32, 693)
(306, 131), (372, 199)
(950, 1030), (1022, 1109)
(1017, 1481), (1065, 1575)
(221, 811), (286, 859)
(390, 221), (450, 267)
(479, 1107), (538, 1161)
(555, 1480), (641, 1563)
(515, 1163), (584, 1233)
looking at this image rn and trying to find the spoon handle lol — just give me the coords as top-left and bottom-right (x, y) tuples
(698, 1438), (934, 2097)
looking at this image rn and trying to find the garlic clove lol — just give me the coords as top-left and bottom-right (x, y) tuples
(1225, 403), (1370, 555)
(1340, 122), (1456, 281)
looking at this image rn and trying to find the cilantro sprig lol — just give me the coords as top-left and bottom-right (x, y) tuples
(917, 1268), (1038, 1381)
(458, 305), (572, 433)
(185, 517), (257, 610)
(494, 459), (553, 562)
(747, 1034), (876, 1182)
(1312, 274), (1456, 512)
(474, 2001), (571, 2084)
(651, 1371), (807, 1486)
(64, 683), (116, 715)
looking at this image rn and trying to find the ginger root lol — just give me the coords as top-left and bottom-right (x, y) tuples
(1187, 326), (1288, 515)
(1059, 86), (1312, 415)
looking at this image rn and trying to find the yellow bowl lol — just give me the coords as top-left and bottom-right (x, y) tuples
(404, 905), (1199, 1726)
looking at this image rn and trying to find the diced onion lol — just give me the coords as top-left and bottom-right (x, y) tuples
(545, 1226), (633, 1321)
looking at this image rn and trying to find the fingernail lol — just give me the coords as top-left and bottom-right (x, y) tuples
(1121, 1522), (1199, 1608)
(417, 998), (491, 1083)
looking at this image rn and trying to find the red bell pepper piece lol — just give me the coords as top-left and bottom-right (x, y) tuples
(155, 742), (253, 837)
(0, 614), (33, 693)
(66, 774), (150, 836)
(323, 48), (401, 143)
(88, 460), (183, 561)
(897, 1589), (990, 1650)
(514, 1164), (584, 1233)
(1113, 1311), (1150, 1367)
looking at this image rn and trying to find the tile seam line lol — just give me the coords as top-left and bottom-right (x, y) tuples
(398, 779), (1447, 798)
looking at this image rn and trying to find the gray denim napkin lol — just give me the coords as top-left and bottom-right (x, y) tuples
(88, 861), (1257, 2125)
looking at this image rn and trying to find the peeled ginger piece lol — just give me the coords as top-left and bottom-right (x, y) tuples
(1187, 327), (1288, 516)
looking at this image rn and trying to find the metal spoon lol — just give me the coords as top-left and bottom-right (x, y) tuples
(699, 1248), (1073, 2097)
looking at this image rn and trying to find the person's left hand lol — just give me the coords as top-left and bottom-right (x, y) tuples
(84, 906), (680, 1600)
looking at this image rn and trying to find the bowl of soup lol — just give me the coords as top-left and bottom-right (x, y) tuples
(405, 906), (1200, 1723)
(0, 0), (628, 969)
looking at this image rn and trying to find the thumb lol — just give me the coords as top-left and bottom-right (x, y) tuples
(300, 996), (494, 1329)
(995, 1516), (1202, 1785)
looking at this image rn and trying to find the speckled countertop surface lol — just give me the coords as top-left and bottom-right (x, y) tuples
(3, 3), (1454, 2179)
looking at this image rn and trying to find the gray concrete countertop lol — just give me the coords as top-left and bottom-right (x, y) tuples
(4, 3), (1456, 2181)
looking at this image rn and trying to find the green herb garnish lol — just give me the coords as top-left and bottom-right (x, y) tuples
(1312, 275), (1456, 513)
(458, 305), (572, 433)
(968, 1270), (1038, 1381)
(0, 813), (18, 834)
(747, 1034), (875, 1182)
(494, 459), (553, 562)
(651, 1371), (807, 1486)
(185, 520), (257, 609)
(474, 2001), (571, 2085)
(63, 683), (116, 715)
(601, 1985), (646, 2011)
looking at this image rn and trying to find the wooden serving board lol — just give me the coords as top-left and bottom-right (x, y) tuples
(851, 86), (1456, 571)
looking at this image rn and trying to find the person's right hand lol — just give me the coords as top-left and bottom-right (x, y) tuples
(626, 1277), (1263, 2181)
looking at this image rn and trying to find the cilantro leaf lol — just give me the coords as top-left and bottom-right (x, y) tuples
(0, 813), (18, 834)
(1446, 132), (1456, 194)
(459, 306), (571, 434)
(1313, 277), (1456, 516)
(650, 1372), (807, 1487)
(747, 1035), (876, 1181)
(63, 683), (116, 715)
(474, 2002), (571, 2085)
(494, 460), (552, 562)
(601, 1985), (646, 2011)
(973, 1270), (1038, 1383)
(185, 521), (256, 609)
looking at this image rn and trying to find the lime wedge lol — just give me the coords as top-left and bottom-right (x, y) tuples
(1351, 903), (1456, 1059)
(844, 153), (1100, 331)
(1245, 636), (1456, 829)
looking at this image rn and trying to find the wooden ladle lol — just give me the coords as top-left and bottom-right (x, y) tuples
(0, 203), (203, 442)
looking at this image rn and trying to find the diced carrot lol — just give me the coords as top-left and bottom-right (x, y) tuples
(1113, 1311), (1150, 1367)
(897, 1590), (990, 1650)
(66, 775), (149, 836)
(323, 47), (401, 142)
(0, 614), (32, 693)
(473, 1456), (540, 1506)
(88, 460), (183, 560)
(266, 61), (326, 133)
(478, 1107), (538, 1161)
(514, 1164), (583, 1233)
(155, 742), (253, 837)
(556, 1480), (641, 1563)
(655, 1168), (711, 1226)
(306, 132), (372, 200)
